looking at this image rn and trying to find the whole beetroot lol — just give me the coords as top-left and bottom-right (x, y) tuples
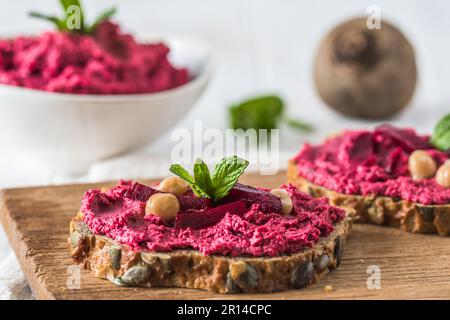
(314, 17), (417, 119)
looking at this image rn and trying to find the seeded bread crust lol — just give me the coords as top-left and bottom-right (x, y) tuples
(69, 211), (352, 294)
(288, 160), (450, 236)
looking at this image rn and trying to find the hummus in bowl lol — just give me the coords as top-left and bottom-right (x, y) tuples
(0, 22), (190, 94)
(0, 23), (212, 172)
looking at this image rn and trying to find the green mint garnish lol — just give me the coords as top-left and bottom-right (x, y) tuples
(228, 95), (313, 133)
(431, 113), (450, 151)
(29, 0), (116, 34)
(169, 156), (249, 201)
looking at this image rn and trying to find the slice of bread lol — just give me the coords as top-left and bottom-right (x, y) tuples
(69, 211), (352, 293)
(288, 160), (450, 236)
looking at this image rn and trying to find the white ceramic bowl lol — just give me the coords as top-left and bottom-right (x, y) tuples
(0, 35), (212, 173)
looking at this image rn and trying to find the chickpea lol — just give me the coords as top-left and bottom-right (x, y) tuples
(270, 188), (294, 215)
(158, 176), (188, 196)
(145, 193), (180, 221)
(408, 150), (437, 180)
(436, 160), (450, 188)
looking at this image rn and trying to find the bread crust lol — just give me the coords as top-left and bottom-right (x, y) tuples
(288, 160), (450, 236)
(69, 211), (352, 293)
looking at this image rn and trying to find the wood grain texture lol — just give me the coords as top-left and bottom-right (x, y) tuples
(1, 172), (450, 300)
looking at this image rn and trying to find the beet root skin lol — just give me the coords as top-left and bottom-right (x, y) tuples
(314, 17), (417, 119)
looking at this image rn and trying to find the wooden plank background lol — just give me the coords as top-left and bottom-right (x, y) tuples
(1, 172), (450, 299)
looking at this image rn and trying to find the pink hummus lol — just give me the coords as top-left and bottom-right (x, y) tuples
(81, 181), (344, 257)
(0, 22), (189, 94)
(293, 124), (450, 205)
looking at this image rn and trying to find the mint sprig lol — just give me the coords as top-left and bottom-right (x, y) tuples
(30, 0), (116, 34)
(169, 156), (249, 201)
(193, 159), (214, 197)
(431, 113), (450, 151)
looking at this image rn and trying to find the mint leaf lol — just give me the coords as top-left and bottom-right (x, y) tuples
(87, 7), (116, 33)
(169, 164), (209, 198)
(193, 159), (214, 196)
(431, 113), (450, 151)
(229, 95), (283, 131)
(29, 12), (66, 30)
(228, 95), (313, 134)
(211, 156), (249, 200)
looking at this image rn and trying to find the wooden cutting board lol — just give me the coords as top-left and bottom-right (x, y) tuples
(1, 171), (450, 300)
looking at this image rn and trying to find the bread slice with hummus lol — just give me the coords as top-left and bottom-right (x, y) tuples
(288, 124), (450, 236)
(69, 156), (353, 293)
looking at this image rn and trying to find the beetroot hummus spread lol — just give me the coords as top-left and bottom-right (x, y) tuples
(0, 22), (189, 94)
(81, 181), (344, 257)
(293, 124), (450, 205)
